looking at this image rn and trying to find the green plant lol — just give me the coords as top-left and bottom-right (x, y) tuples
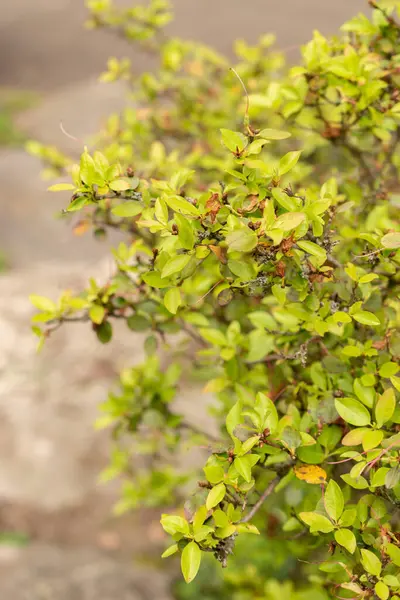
(31, 1), (400, 598)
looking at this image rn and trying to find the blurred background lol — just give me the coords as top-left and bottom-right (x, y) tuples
(0, 1), (366, 598)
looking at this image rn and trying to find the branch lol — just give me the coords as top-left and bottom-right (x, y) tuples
(240, 477), (279, 523)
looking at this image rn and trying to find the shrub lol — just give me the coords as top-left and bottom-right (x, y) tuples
(31, 1), (400, 598)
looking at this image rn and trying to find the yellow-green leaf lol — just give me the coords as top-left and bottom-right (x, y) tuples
(272, 212), (305, 231)
(111, 202), (142, 217)
(165, 195), (200, 216)
(29, 294), (56, 312)
(181, 541), (202, 584)
(206, 483), (226, 510)
(226, 227), (258, 252)
(164, 288), (182, 314)
(381, 232), (400, 249)
(335, 398), (371, 426)
(334, 528), (356, 554)
(375, 388), (396, 427)
(297, 240), (327, 264)
(325, 480), (344, 521)
(259, 128), (291, 140)
(162, 544), (178, 558)
(161, 254), (191, 278)
(89, 304), (105, 325)
(361, 549), (381, 577)
(48, 183), (75, 192)
(375, 582), (389, 600)
(279, 150), (302, 175)
(352, 311), (381, 327)
(299, 512), (334, 533)
(109, 179), (132, 192)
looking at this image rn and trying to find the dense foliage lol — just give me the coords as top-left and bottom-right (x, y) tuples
(30, 1), (400, 598)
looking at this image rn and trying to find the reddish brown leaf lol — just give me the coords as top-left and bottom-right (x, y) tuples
(73, 221), (90, 236)
(209, 245), (227, 264)
(206, 193), (222, 223)
(275, 261), (286, 278)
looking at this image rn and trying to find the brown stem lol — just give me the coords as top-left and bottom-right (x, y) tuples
(240, 477), (279, 523)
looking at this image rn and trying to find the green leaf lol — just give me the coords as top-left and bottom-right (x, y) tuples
(339, 508), (357, 528)
(48, 183), (75, 192)
(256, 392), (278, 433)
(164, 195), (200, 216)
(80, 151), (103, 186)
(160, 515), (189, 535)
(296, 443), (325, 464)
(375, 388), (396, 427)
(334, 529), (356, 554)
(206, 483), (226, 510)
(381, 232), (400, 248)
(278, 150), (302, 176)
(203, 466), (224, 484)
(297, 240), (327, 264)
(193, 526), (214, 542)
(161, 254), (191, 278)
(226, 401), (242, 438)
(220, 128), (248, 153)
(342, 427), (371, 446)
(109, 179), (132, 192)
(164, 288), (182, 314)
(246, 330), (274, 362)
(199, 328), (226, 346)
(385, 466), (400, 489)
(127, 314), (150, 332)
(234, 455), (259, 483)
(352, 311), (381, 327)
(371, 467), (390, 487)
(386, 543), (400, 566)
(181, 541), (202, 583)
(361, 549), (381, 577)
(318, 426), (342, 451)
(228, 258), (257, 281)
(89, 304), (105, 325)
(162, 544), (178, 558)
(192, 506), (208, 532)
(325, 480), (344, 521)
(383, 574), (400, 588)
(96, 321), (112, 344)
(236, 523), (260, 535)
(226, 227), (258, 252)
(299, 512), (334, 533)
(142, 272), (170, 289)
(248, 311), (277, 330)
(67, 196), (88, 212)
(213, 510), (229, 528)
(111, 202), (142, 217)
(375, 582), (389, 600)
(359, 273), (379, 284)
(272, 212), (305, 231)
(155, 197), (168, 224)
(362, 429), (383, 451)
(259, 128), (291, 140)
(379, 362), (399, 378)
(175, 214), (195, 250)
(341, 473), (369, 489)
(271, 188), (299, 212)
(335, 398), (371, 426)
(29, 294), (56, 312)
(353, 378), (375, 408)
(215, 524), (237, 539)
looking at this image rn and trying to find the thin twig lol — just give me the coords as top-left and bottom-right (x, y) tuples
(230, 67), (250, 128)
(240, 477), (279, 523)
